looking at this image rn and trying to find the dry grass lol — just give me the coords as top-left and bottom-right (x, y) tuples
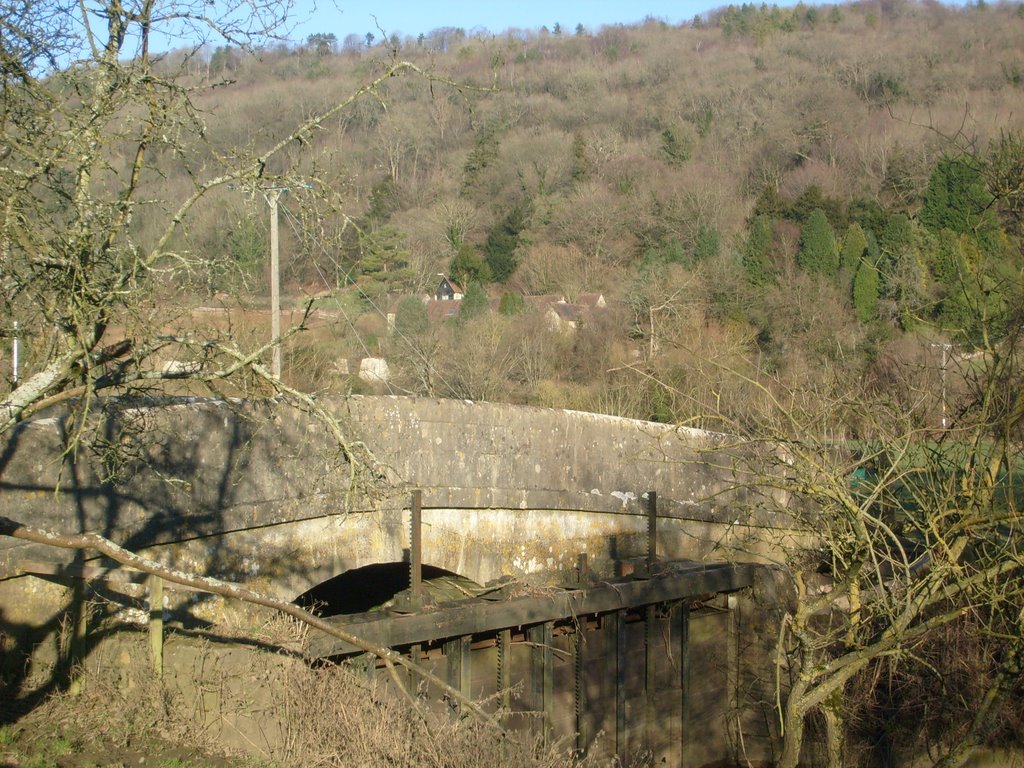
(6, 619), (590, 768)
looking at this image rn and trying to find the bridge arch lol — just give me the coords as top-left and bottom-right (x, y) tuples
(293, 562), (481, 616)
(256, 504), (657, 607)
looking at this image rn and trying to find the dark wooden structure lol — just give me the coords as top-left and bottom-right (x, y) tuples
(310, 491), (761, 765)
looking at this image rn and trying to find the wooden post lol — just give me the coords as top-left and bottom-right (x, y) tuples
(66, 576), (89, 694)
(148, 574), (163, 677)
(367, 653), (377, 684)
(408, 643), (421, 694)
(267, 188), (282, 379)
(543, 622), (554, 745)
(727, 596), (739, 747)
(445, 635), (471, 717)
(576, 552), (589, 585)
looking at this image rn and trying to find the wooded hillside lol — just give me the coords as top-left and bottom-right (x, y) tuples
(36, 0), (1024, 429)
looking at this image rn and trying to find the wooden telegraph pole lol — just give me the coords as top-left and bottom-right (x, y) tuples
(265, 188), (284, 380)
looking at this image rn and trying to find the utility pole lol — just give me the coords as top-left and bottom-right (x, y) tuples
(232, 182), (308, 380)
(265, 188), (283, 380)
(931, 342), (952, 430)
(940, 342), (948, 430)
(11, 320), (19, 385)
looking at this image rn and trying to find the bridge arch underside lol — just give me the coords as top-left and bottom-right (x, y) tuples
(158, 505), (792, 618)
(294, 562), (479, 616)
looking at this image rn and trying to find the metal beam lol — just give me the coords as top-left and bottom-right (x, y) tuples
(529, 622), (554, 745)
(647, 490), (658, 574)
(679, 603), (691, 765)
(410, 490), (422, 603)
(497, 629), (511, 711)
(574, 628), (586, 755)
(614, 610), (627, 760)
(309, 562), (758, 658)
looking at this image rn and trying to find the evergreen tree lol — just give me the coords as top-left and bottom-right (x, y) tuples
(797, 209), (838, 277)
(357, 225), (413, 289)
(878, 213), (915, 261)
(932, 232), (1005, 343)
(877, 214), (925, 329)
(931, 229), (966, 294)
(920, 155), (996, 236)
(848, 197), (887, 236)
(791, 185), (843, 227)
(462, 124), (501, 191)
(753, 186), (789, 220)
(365, 176), (401, 224)
(449, 243), (492, 286)
(484, 203), (530, 282)
(840, 222), (868, 274)
(570, 132), (591, 184)
(226, 217), (266, 280)
(853, 257), (880, 323)
(394, 295), (429, 336)
(307, 33), (337, 55)
(660, 127), (691, 165)
(640, 238), (685, 269)
(693, 226), (721, 262)
(743, 215), (775, 285)
(498, 291), (524, 315)
(458, 282), (490, 322)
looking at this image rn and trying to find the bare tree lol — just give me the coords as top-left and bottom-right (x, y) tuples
(709, 313), (1024, 767)
(0, 0), (452, 489)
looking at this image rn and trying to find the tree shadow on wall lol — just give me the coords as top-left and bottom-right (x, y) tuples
(0, 397), (364, 726)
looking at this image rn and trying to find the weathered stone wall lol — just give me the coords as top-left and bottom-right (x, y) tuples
(341, 396), (802, 583)
(1, 395), (801, 621)
(342, 395), (785, 522)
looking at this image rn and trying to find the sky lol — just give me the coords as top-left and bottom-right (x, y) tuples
(285, 0), (721, 44)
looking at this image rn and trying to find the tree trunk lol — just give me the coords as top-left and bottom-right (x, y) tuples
(778, 710), (806, 768)
(823, 702), (845, 768)
(778, 685), (808, 768)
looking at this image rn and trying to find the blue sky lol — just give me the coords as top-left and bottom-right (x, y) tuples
(286, 0), (720, 43)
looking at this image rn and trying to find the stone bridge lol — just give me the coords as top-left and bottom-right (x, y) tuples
(0, 395), (795, 618)
(0, 395), (798, 766)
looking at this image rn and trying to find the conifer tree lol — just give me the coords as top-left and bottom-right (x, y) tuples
(921, 155), (996, 236)
(458, 282), (490, 322)
(484, 203), (530, 283)
(840, 222), (868, 275)
(394, 295), (429, 336)
(853, 257), (879, 323)
(570, 133), (591, 183)
(743, 215), (775, 285)
(797, 208), (838, 277)
(693, 226), (721, 262)
(450, 243), (492, 286)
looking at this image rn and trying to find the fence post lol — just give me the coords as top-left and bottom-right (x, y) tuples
(148, 574), (164, 677)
